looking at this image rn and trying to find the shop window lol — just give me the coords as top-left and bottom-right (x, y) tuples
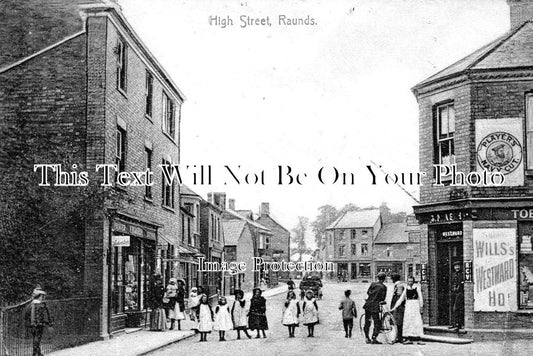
(339, 245), (345, 257)
(361, 243), (368, 256)
(162, 92), (175, 139)
(527, 94), (533, 169)
(351, 229), (356, 239)
(358, 263), (371, 277)
(161, 159), (175, 208)
(351, 243), (356, 256)
(435, 102), (456, 168)
(145, 71), (153, 118)
(351, 263), (357, 279)
(144, 147), (152, 199)
(519, 223), (533, 309)
(116, 38), (127, 92)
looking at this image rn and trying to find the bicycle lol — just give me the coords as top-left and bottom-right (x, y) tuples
(359, 301), (398, 344)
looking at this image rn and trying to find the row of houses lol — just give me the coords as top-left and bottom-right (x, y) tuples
(322, 209), (423, 282)
(0, 0), (291, 344)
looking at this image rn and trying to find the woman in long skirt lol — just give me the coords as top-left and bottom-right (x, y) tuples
(149, 275), (167, 331)
(198, 294), (214, 342)
(392, 276), (424, 345)
(301, 290), (319, 337)
(214, 297), (233, 341)
(248, 288), (268, 338)
(231, 290), (251, 339)
(282, 290), (300, 338)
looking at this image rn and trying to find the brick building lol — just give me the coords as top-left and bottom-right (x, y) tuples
(255, 202), (290, 284)
(200, 193), (225, 296)
(413, 0), (533, 330)
(0, 0), (185, 339)
(373, 217), (423, 282)
(222, 219), (256, 294)
(325, 209), (382, 281)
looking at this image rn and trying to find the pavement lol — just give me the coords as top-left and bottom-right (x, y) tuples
(47, 284), (288, 356)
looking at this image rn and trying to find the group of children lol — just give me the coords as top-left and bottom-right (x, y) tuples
(189, 287), (321, 342)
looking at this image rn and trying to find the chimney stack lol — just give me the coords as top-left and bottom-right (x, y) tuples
(508, 0), (533, 28)
(208, 192), (226, 210)
(228, 199), (235, 211)
(260, 202), (270, 216)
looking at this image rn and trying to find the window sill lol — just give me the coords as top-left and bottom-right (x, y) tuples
(162, 131), (177, 145)
(117, 87), (128, 99)
(525, 170), (533, 177)
(162, 205), (175, 213)
(145, 114), (153, 124)
(144, 196), (154, 204)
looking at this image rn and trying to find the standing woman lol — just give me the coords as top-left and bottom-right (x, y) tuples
(149, 275), (167, 331)
(174, 279), (187, 330)
(197, 294), (214, 342)
(165, 278), (178, 330)
(301, 290), (319, 337)
(282, 290), (300, 338)
(391, 276), (425, 345)
(231, 290), (251, 339)
(248, 288), (268, 338)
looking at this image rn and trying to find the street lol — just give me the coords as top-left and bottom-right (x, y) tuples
(148, 281), (533, 356)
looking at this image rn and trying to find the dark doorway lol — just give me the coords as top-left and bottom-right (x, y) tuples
(436, 240), (463, 325)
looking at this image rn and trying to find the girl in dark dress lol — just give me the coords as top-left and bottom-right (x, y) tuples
(248, 288), (268, 338)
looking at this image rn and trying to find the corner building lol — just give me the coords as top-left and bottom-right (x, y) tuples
(413, 0), (533, 330)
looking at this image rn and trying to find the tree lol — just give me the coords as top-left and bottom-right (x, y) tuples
(311, 205), (338, 249)
(292, 216), (310, 262)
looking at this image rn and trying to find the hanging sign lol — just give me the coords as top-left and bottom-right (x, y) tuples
(112, 235), (130, 247)
(473, 228), (517, 311)
(475, 119), (524, 186)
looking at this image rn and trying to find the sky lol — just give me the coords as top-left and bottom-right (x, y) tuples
(119, 0), (510, 246)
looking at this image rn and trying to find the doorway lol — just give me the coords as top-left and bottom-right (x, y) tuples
(436, 240), (463, 325)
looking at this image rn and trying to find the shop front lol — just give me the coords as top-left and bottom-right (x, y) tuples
(417, 205), (533, 329)
(109, 215), (159, 333)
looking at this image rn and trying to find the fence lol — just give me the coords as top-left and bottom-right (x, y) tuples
(0, 297), (101, 356)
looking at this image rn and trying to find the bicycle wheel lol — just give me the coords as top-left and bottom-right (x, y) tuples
(381, 312), (398, 344)
(359, 313), (372, 337)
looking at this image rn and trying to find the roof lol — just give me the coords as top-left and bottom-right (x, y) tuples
(374, 223), (409, 244)
(223, 209), (272, 233)
(180, 184), (200, 197)
(326, 209), (381, 230)
(414, 21), (533, 90)
(256, 214), (290, 233)
(221, 220), (246, 245)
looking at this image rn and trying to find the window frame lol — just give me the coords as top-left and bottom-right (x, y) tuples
(526, 93), (533, 170)
(145, 71), (154, 118)
(144, 147), (152, 199)
(435, 101), (456, 169)
(162, 92), (175, 139)
(116, 38), (128, 93)
(116, 126), (126, 174)
(161, 158), (175, 209)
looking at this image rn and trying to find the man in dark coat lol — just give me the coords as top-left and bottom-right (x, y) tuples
(363, 272), (387, 344)
(24, 287), (52, 356)
(449, 261), (464, 331)
(390, 273), (405, 343)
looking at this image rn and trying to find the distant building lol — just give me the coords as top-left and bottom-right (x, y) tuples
(373, 217), (422, 281)
(200, 193), (225, 296)
(325, 209), (382, 281)
(256, 202), (291, 283)
(222, 219), (256, 293)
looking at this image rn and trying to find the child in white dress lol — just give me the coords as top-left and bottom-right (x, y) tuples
(282, 290), (300, 338)
(231, 290), (251, 339)
(197, 294), (214, 342)
(301, 290), (319, 337)
(214, 296), (233, 341)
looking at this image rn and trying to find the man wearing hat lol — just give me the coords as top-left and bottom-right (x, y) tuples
(25, 286), (52, 356)
(363, 272), (387, 344)
(449, 261), (464, 331)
